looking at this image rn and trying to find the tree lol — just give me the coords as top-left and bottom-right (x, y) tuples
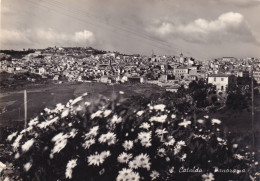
(188, 80), (213, 108)
(226, 93), (248, 110)
(177, 85), (186, 98)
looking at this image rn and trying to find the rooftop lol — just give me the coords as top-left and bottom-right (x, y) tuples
(208, 74), (229, 77)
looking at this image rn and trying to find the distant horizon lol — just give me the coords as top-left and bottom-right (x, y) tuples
(0, 46), (259, 61)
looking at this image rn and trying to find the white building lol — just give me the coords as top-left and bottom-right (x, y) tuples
(39, 67), (46, 75)
(253, 71), (260, 84)
(174, 66), (189, 80)
(208, 74), (236, 92)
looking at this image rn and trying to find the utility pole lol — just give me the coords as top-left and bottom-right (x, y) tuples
(24, 90), (27, 129)
(251, 67), (255, 147)
(18, 108), (20, 120)
(113, 84), (114, 94)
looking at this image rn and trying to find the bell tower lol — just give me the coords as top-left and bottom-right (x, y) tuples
(179, 52), (184, 64)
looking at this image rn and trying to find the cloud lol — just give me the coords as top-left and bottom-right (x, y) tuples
(0, 29), (32, 46)
(74, 30), (95, 44)
(1, 6), (11, 14)
(211, 0), (260, 7)
(0, 29), (95, 49)
(147, 12), (256, 44)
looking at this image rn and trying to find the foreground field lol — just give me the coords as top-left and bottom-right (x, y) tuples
(1, 82), (260, 134)
(0, 82), (164, 128)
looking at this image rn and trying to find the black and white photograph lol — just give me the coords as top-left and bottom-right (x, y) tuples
(0, 0), (260, 180)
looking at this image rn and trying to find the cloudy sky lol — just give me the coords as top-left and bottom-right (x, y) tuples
(1, 0), (260, 59)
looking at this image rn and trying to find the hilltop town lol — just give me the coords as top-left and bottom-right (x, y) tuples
(1, 47), (260, 181)
(0, 47), (260, 93)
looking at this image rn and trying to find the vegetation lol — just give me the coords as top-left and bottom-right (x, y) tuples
(3, 93), (259, 181)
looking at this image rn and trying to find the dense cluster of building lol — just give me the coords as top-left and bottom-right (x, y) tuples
(0, 47), (260, 93)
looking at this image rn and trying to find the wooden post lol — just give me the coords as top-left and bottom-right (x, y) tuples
(18, 108), (20, 120)
(251, 68), (255, 147)
(24, 90), (27, 129)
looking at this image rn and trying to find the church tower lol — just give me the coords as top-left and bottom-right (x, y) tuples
(179, 53), (184, 64)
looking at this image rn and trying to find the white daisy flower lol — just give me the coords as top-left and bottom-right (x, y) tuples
(88, 154), (105, 166)
(174, 141), (186, 155)
(76, 105), (83, 112)
(136, 111), (144, 116)
(178, 119), (191, 128)
(197, 119), (204, 124)
(139, 122), (150, 130)
(24, 162), (32, 172)
(51, 133), (68, 156)
(149, 115), (167, 123)
(0, 161), (6, 173)
(7, 131), (18, 142)
(128, 171), (140, 181)
(82, 138), (95, 149)
(116, 168), (140, 181)
(122, 140), (134, 151)
(164, 137), (175, 146)
(110, 115), (122, 124)
(232, 144), (238, 148)
(82, 92), (88, 97)
(100, 150), (111, 158)
(177, 140), (186, 146)
(153, 104), (166, 111)
(14, 153), (20, 159)
(150, 170), (160, 180)
(217, 137), (227, 145)
(202, 173), (215, 181)
(135, 153), (151, 170)
(138, 131), (152, 147)
(68, 129), (78, 138)
(12, 134), (23, 151)
(117, 168), (133, 179)
(90, 110), (103, 119)
(138, 131), (152, 141)
(20, 126), (33, 134)
(171, 114), (176, 119)
(98, 132), (117, 145)
(55, 103), (65, 112)
(71, 96), (83, 105)
(28, 117), (39, 126)
(234, 154), (244, 160)
(141, 140), (152, 148)
(21, 138), (35, 153)
(180, 153), (187, 162)
(85, 126), (99, 139)
(211, 118), (221, 125)
(169, 166), (175, 173)
(129, 159), (141, 170)
(103, 110), (112, 117)
(157, 148), (166, 157)
(65, 159), (77, 179)
(61, 109), (70, 118)
(38, 117), (59, 129)
(85, 102), (91, 106)
(155, 128), (168, 136)
(117, 152), (133, 163)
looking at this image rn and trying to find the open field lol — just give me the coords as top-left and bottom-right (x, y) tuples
(0, 81), (260, 136)
(0, 82), (165, 127)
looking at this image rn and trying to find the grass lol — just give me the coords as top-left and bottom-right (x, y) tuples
(0, 82), (165, 127)
(0, 81), (259, 138)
